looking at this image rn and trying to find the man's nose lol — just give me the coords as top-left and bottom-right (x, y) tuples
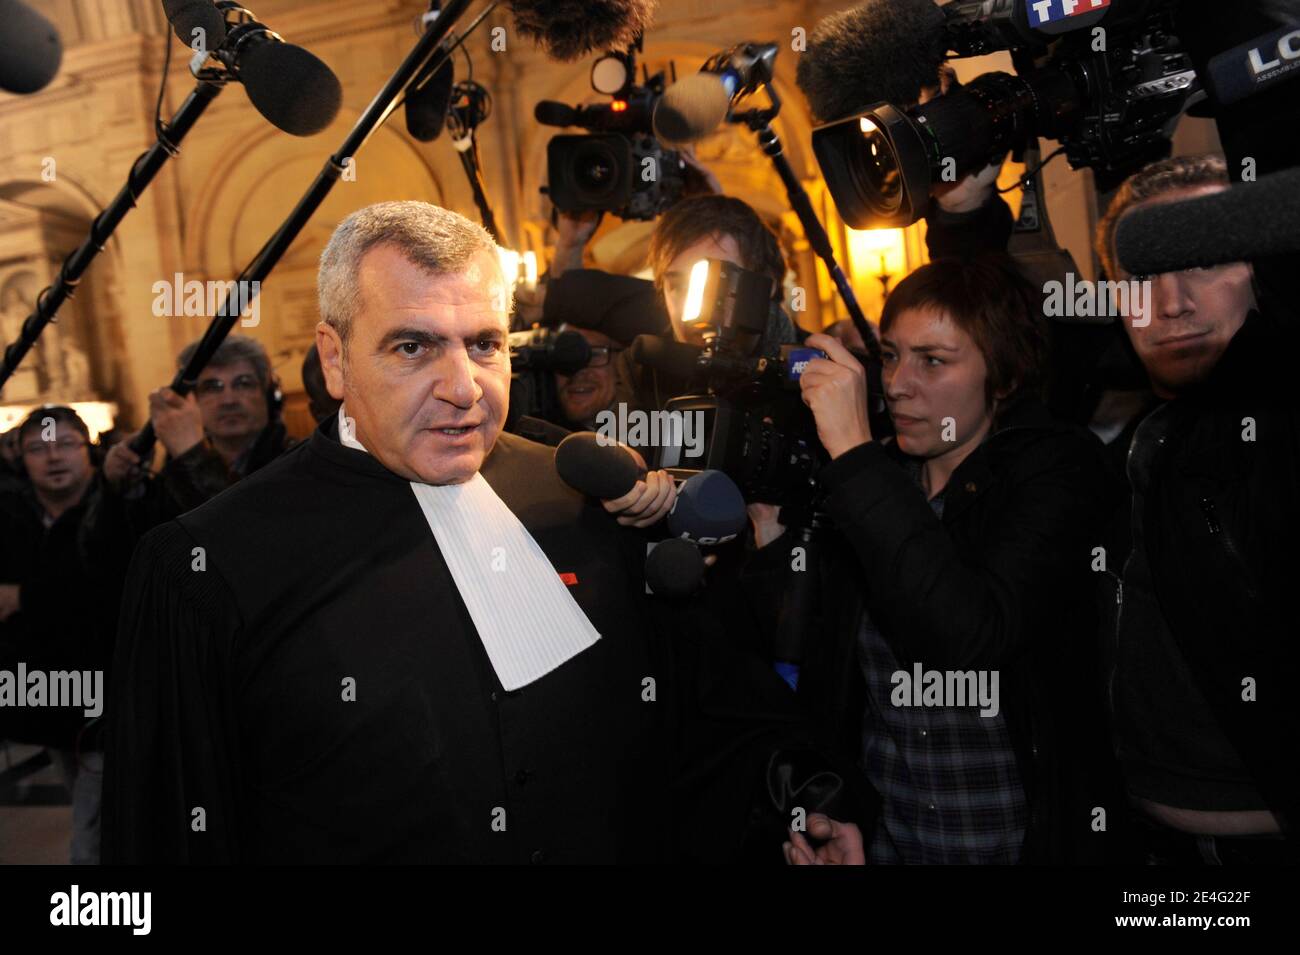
(432, 346), (484, 408)
(1154, 272), (1194, 320)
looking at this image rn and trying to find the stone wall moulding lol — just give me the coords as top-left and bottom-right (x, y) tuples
(182, 111), (450, 282)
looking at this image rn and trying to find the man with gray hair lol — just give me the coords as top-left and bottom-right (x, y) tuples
(103, 201), (853, 864)
(103, 334), (293, 519)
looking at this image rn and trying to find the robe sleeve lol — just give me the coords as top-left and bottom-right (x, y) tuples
(102, 521), (245, 864)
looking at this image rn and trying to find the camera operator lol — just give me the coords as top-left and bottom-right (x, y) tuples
(785, 255), (1118, 864)
(1094, 155), (1298, 864)
(102, 334), (294, 522)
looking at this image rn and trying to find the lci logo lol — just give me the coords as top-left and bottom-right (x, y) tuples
(1027, 0), (1111, 28)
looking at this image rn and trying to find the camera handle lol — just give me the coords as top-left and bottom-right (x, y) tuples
(771, 510), (825, 691)
(729, 84), (882, 364)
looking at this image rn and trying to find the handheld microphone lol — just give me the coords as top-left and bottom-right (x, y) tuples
(162, 0), (227, 50)
(555, 432), (646, 500)
(644, 537), (706, 597)
(667, 470), (747, 545)
(1114, 167), (1300, 276)
(0, 0), (62, 94)
(1204, 21), (1300, 106)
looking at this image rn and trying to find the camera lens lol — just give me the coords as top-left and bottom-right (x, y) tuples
(572, 141), (621, 199)
(848, 120), (903, 216)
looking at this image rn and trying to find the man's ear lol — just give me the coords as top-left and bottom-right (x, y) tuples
(316, 322), (346, 401)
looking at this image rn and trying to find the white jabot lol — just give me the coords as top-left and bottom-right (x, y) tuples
(337, 407), (600, 690)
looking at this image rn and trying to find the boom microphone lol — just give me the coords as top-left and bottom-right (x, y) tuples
(1114, 167), (1300, 276)
(406, 3), (456, 142)
(555, 432), (647, 500)
(507, 0), (658, 63)
(162, 0), (227, 50)
(795, 0), (948, 123)
(652, 43), (777, 146)
(652, 73), (731, 146)
(0, 0), (63, 94)
(236, 40), (342, 136)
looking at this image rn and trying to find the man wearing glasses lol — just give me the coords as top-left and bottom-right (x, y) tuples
(0, 406), (135, 864)
(104, 334), (293, 518)
(553, 327), (625, 432)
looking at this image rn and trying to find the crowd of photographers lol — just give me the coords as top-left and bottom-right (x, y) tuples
(2, 149), (1294, 867)
(492, 139), (1296, 865)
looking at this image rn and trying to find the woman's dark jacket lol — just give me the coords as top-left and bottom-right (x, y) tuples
(746, 397), (1125, 863)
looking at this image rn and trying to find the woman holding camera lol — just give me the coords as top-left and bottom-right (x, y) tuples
(787, 255), (1120, 865)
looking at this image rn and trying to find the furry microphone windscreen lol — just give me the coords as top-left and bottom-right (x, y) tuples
(508, 0), (658, 63)
(796, 0), (949, 123)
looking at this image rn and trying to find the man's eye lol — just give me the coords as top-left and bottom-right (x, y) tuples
(473, 338), (502, 356)
(881, 351), (897, 365)
(925, 356), (944, 367)
(396, 342), (426, 358)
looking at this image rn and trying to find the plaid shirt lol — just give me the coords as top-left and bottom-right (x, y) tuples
(856, 482), (1028, 864)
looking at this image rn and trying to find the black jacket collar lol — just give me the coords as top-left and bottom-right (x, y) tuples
(880, 395), (1061, 521)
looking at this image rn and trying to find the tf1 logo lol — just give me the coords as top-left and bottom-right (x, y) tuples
(1027, 0), (1110, 29)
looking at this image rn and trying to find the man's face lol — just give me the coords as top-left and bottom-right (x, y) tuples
(881, 306), (997, 461)
(555, 326), (619, 427)
(20, 425), (93, 500)
(1115, 185), (1254, 399)
(660, 233), (746, 346)
(316, 244), (510, 485)
(195, 359), (269, 443)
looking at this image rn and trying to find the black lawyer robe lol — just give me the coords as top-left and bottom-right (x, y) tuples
(103, 415), (684, 863)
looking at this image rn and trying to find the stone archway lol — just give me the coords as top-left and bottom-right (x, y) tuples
(0, 178), (128, 411)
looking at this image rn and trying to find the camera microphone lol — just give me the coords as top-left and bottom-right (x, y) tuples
(508, 0), (657, 62)
(795, 0), (948, 124)
(1114, 166), (1300, 277)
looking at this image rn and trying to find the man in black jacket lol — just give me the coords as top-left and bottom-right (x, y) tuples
(104, 201), (865, 864)
(0, 406), (136, 864)
(1094, 155), (1297, 863)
